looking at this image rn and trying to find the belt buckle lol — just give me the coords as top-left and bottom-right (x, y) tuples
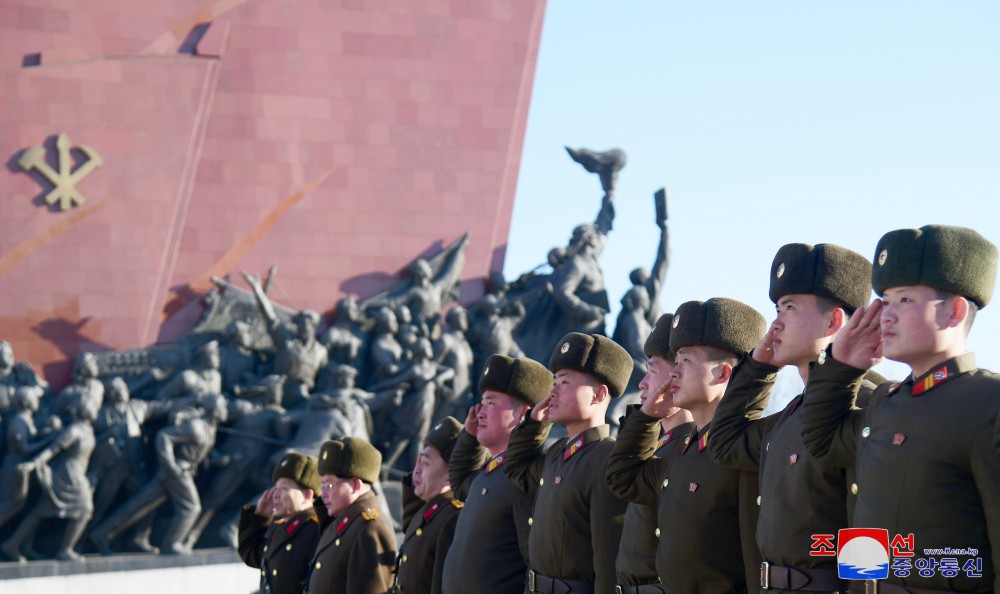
(528, 569), (536, 593)
(760, 561), (769, 589)
(864, 580), (878, 594)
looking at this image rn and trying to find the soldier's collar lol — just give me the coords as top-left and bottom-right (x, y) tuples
(563, 425), (609, 460)
(485, 452), (505, 474)
(421, 493), (458, 523)
(682, 423), (711, 454)
(889, 352), (975, 397)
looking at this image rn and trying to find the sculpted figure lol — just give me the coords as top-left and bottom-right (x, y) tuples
(436, 306), (474, 422)
(468, 294), (525, 382)
(185, 376), (288, 549)
(0, 386), (55, 529)
(369, 338), (455, 473)
(243, 272), (328, 406)
(88, 378), (176, 550)
(90, 395), (228, 556)
(0, 341), (48, 410)
(220, 321), (259, 396)
(321, 297), (365, 367)
(54, 352), (104, 421)
(157, 341), (222, 401)
(366, 307), (403, 384)
(2, 393), (97, 562)
(307, 364), (374, 441)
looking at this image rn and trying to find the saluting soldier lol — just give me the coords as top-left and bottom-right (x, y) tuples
(504, 333), (632, 594)
(238, 452), (322, 594)
(801, 225), (1000, 593)
(394, 417), (464, 594)
(307, 437), (396, 594)
(443, 355), (553, 594)
(708, 243), (882, 594)
(607, 298), (767, 593)
(615, 314), (695, 594)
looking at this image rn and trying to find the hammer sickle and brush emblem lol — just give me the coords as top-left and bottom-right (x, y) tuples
(18, 133), (103, 211)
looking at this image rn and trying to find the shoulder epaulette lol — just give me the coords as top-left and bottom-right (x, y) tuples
(450, 499), (464, 509)
(361, 507), (379, 521)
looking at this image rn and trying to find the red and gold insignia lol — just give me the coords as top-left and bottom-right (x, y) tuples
(697, 430), (710, 453)
(892, 433), (906, 446)
(912, 366), (949, 396)
(688, 482), (698, 493)
(789, 453), (798, 465)
(336, 515), (350, 534)
(486, 453), (505, 474)
(450, 500), (464, 509)
(361, 508), (379, 521)
(563, 438), (585, 460)
(286, 517), (301, 534)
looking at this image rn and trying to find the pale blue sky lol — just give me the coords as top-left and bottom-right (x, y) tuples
(504, 1), (1000, 400)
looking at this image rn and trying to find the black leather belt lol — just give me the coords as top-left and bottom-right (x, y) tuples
(614, 584), (667, 594)
(863, 582), (964, 594)
(760, 562), (846, 591)
(526, 569), (595, 594)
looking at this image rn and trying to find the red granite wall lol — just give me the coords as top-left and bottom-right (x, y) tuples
(0, 0), (545, 384)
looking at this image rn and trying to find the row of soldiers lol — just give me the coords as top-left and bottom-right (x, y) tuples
(238, 223), (1000, 594)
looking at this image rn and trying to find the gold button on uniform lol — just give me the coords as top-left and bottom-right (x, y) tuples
(315, 562), (322, 570)
(285, 544), (292, 551)
(263, 545), (269, 552)
(851, 483), (858, 495)
(335, 538), (341, 546)
(756, 496), (761, 506)
(528, 517), (533, 526)
(272, 569), (278, 576)
(402, 554), (408, 563)
(661, 479), (669, 488)
(416, 528), (423, 536)
(539, 478), (544, 486)
(654, 528), (661, 537)
(862, 427), (871, 438)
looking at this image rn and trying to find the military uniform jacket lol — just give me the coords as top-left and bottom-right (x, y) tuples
(306, 491), (397, 594)
(615, 421), (695, 587)
(238, 506), (321, 594)
(396, 492), (462, 594)
(607, 408), (762, 594)
(801, 352), (1000, 593)
(443, 430), (532, 594)
(504, 418), (627, 594)
(710, 358), (882, 582)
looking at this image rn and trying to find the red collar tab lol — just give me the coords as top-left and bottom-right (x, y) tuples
(423, 501), (441, 522)
(661, 431), (674, 446)
(286, 517), (302, 535)
(486, 453), (505, 474)
(911, 366), (949, 396)
(336, 514), (350, 534)
(563, 436), (586, 460)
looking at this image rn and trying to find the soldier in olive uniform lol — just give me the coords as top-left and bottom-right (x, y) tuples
(607, 298), (767, 593)
(308, 437), (396, 594)
(801, 225), (1000, 593)
(504, 333), (633, 594)
(615, 314), (696, 594)
(238, 452), (322, 594)
(708, 243), (880, 594)
(443, 354), (554, 594)
(394, 417), (464, 594)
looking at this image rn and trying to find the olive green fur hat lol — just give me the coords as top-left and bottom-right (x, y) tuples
(425, 416), (462, 461)
(548, 333), (634, 398)
(317, 437), (381, 485)
(669, 298), (766, 356)
(272, 452), (321, 494)
(643, 313), (675, 360)
(479, 355), (553, 406)
(872, 225), (998, 308)
(769, 243), (872, 313)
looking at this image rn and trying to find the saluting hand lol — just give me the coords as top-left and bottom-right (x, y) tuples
(832, 299), (884, 370)
(530, 394), (553, 422)
(464, 404), (481, 436)
(255, 487), (276, 517)
(752, 325), (780, 367)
